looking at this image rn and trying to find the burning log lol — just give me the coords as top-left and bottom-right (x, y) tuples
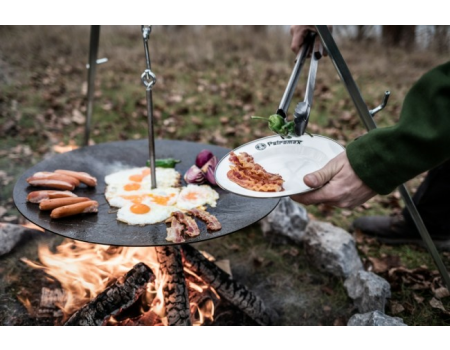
(64, 262), (154, 326)
(155, 246), (192, 326)
(181, 244), (272, 326)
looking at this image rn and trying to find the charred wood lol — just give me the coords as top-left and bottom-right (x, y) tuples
(156, 246), (192, 326)
(64, 262), (154, 326)
(181, 244), (272, 326)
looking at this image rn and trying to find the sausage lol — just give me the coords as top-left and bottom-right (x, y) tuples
(39, 197), (91, 211)
(28, 172), (80, 187)
(27, 190), (78, 203)
(50, 200), (99, 219)
(26, 178), (75, 191)
(55, 170), (97, 187)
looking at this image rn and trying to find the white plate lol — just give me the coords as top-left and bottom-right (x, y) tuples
(215, 134), (345, 198)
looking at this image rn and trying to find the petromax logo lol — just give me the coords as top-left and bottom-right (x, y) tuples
(255, 140), (302, 150)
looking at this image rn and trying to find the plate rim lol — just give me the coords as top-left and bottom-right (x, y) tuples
(214, 134), (345, 199)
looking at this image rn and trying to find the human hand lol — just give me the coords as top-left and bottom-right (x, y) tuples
(290, 25), (332, 57)
(290, 151), (377, 209)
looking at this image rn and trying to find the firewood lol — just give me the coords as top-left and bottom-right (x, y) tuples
(181, 244), (273, 326)
(64, 262), (154, 326)
(155, 246), (192, 326)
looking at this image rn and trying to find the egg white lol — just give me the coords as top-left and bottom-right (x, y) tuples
(175, 184), (219, 210)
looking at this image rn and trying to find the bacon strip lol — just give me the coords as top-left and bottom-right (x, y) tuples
(27, 190), (78, 203)
(227, 151), (284, 192)
(165, 216), (185, 243)
(229, 152), (283, 182)
(227, 167), (284, 192)
(188, 208), (221, 231)
(171, 211), (200, 237)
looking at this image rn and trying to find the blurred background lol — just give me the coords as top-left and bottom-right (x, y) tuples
(0, 25), (449, 325)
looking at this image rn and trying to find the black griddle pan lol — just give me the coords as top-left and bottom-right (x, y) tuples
(13, 139), (279, 246)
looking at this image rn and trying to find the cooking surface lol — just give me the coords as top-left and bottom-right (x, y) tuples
(13, 139), (279, 247)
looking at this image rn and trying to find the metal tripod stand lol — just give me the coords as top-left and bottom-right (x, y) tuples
(315, 25), (450, 289)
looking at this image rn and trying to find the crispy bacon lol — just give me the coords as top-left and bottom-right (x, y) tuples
(188, 208), (221, 231)
(171, 211), (200, 237)
(165, 216), (185, 243)
(227, 151), (284, 192)
(229, 152), (283, 183)
(188, 209), (222, 231)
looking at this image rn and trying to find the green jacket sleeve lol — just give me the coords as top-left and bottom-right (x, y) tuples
(346, 61), (450, 195)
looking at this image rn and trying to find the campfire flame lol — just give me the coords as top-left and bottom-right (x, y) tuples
(22, 240), (218, 326)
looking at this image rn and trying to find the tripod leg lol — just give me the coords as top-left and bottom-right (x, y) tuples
(315, 25), (450, 289)
(84, 25), (100, 147)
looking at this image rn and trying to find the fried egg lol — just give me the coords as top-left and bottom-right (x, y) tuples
(105, 167), (181, 188)
(106, 186), (180, 208)
(175, 184), (219, 210)
(105, 167), (219, 225)
(117, 200), (177, 225)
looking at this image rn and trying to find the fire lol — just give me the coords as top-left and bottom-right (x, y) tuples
(22, 240), (218, 326)
(52, 142), (79, 154)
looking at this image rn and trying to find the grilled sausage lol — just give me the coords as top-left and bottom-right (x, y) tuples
(55, 170), (97, 187)
(27, 190), (78, 203)
(50, 200), (99, 219)
(39, 197), (91, 211)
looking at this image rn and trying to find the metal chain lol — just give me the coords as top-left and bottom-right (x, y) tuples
(141, 25), (157, 91)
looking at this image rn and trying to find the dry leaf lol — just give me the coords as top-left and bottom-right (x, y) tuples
(429, 297), (446, 311)
(413, 293), (424, 304)
(433, 287), (450, 299)
(390, 301), (405, 315)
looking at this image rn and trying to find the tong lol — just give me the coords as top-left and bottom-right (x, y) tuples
(277, 31), (321, 136)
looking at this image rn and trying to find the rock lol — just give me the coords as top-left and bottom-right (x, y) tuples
(303, 221), (363, 278)
(344, 270), (391, 313)
(0, 222), (45, 256)
(260, 197), (309, 244)
(347, 310), (407, 326)
(0, 222), (28, 256)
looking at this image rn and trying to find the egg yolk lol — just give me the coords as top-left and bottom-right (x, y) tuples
(184, 192), (199, 201)
(124, 183), (141, 191)
(148, 193), (175, 206)
(130, 203), (151, 214)
(128, 168), (151, 182)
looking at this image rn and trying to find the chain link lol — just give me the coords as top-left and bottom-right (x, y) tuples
(141, 25), (157, 91)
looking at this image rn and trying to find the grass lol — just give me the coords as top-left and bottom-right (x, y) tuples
(0, 25), (449, 325)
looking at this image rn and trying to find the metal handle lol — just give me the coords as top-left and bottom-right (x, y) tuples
(277, 32), (316, 118)
(370, 91), (390, 117)
(293, 43), (320, 135)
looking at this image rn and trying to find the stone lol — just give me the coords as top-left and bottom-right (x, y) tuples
(0, 222), (27, 256)
(260, 197), (309, 244)
(303, 221), (363, 278)
(0, 222), (46, 256)
(344, 270), (391, 313)
(347, 310), (407, 326)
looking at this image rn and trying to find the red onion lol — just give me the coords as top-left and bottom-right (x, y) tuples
(201, 156), (218, 174)
(204, 166), (217, 186)
(195, 149), (214, 168)
(184, 165), (206, 184)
